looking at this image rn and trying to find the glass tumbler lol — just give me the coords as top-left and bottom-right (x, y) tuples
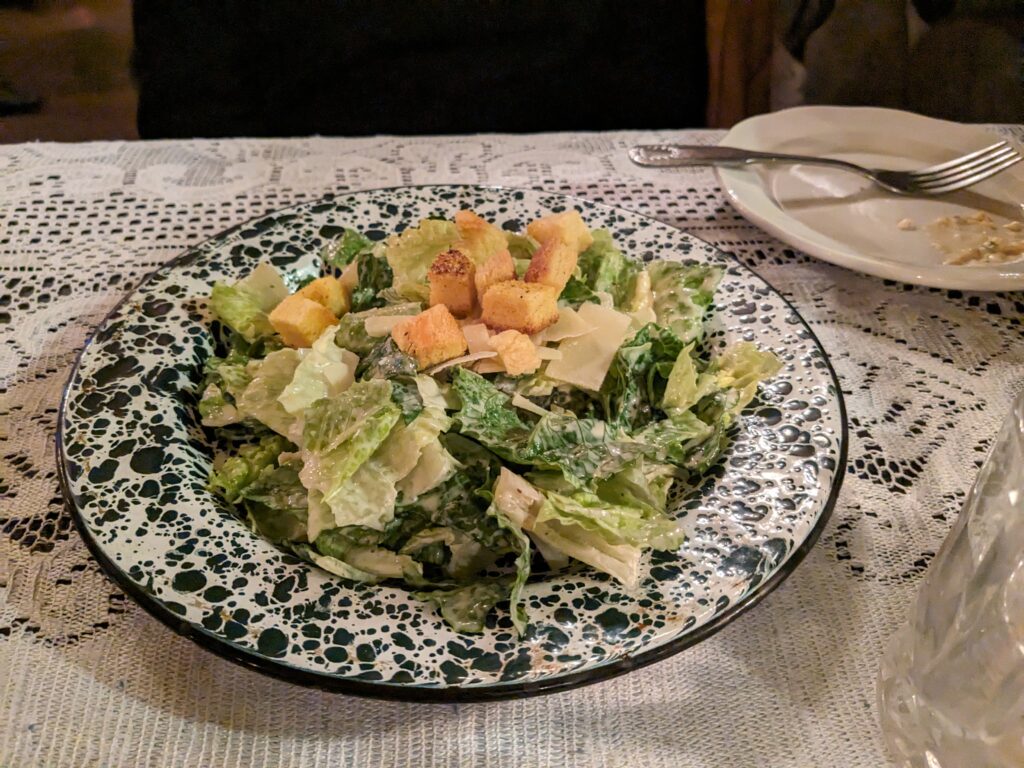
(878, 391), (1024, 768)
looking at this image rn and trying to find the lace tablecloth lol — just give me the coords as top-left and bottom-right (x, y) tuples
(2, 130), (1022, 768)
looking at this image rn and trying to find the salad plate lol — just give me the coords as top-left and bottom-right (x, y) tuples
(58, 185), (846, 700)
(719, 106), (1024, 291)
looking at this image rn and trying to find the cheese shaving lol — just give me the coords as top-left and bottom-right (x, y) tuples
(511, 393), (551, 418)
(544, 302), (632, 391)
(426, 350), (497, 375)
(363, 315), (416, 337)
(531, 306), (594, 345)
(462, 323), (492, 354)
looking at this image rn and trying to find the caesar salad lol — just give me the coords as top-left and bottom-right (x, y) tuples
(198, 209), (781, 634)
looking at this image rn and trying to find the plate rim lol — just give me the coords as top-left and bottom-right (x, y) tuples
(717, 105), (1024, 291)
(56, 183), (848, 702)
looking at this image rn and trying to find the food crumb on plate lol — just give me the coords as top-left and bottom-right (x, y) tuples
(897, 218), (916, 231)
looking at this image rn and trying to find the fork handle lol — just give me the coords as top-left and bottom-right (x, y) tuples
(629, 144), (866, 175)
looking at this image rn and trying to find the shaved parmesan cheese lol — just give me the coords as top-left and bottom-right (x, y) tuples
(595, 291), (615, 309)
(426, 350), (497, 375)
(363, 314), (415, 337)
(511, 393), (550, 418)
(462, 323), (492, 354)
(531, 306), (594, 345)
(545, 302), (632, 391)
(535, 346), (562, 360)
(474, 359), (506, 374)
(338, 262), (358, 291)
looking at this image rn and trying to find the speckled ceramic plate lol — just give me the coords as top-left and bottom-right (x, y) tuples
(58, 185), (847, 701)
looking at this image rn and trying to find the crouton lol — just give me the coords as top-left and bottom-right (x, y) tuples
(474, 248), (516, 300)
(428, 248), (476, 318)
(297, 276), (349, 316)
(488, 330), (541, 376)
(524, 238), (578, 293)
(480, 280), (559, 335)
(391, 304), (468, 369)
(454, 210), (507, 263)
(526, 210), (594, 253)
(269, 294), (338, 348)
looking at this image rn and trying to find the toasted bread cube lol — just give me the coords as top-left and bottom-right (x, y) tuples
(297, 276), (349, 316)
(524, 238), (578, 293)
(269, 294), (338, 348)
(488, 330), (541, 376)
(454, 210), (508, 263)
(526, 211), (594, 253)
(391, 304), (468, 369)
(474, 248), (516, 300)
(480, 280), (559, 335)
(428, 248), (476, 318)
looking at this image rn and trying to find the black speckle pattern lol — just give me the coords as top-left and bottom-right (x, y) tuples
(59, 185), (844, 692)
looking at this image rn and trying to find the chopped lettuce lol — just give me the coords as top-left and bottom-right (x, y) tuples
(321, 228), (372, 269)
(412, 582), (507, 634)
(314, 527), (424, 583)
(384, 219), (459, 302)
(239, 463), (309, 543)
(335, 303), (423, 356)
(209, 262), (287, 342)
(358, 337), (418, 380)
(713, 341), (783, 415)
(648, 260), (723, 343)
(210, 433), (292, 503)
(451, 367), (529, 452)
(504, 231), (538, 261)
(236, 348), (304, 436)
(577, 229), (642, 308)
(298, 381), (402, 523)
(202, 218), (785, 636)
(319, 405), (451, 532)
(277, 325), (357, 416)
(350, 252), (395, 312)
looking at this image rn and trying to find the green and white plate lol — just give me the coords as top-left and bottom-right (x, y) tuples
(58, 185), (846, 700)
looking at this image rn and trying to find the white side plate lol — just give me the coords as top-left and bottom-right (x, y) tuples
(719, 106), (1024, 291)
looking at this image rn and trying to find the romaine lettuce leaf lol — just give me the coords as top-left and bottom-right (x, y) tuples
(413, 582), (507, 633)
(358, 337), (418, 381)
(334, 302), (423, 356)
(451, 367), (529, 453)
(490, 503), (531, 636)
(239, 463), (308, 543)
(314, 527), (424, 582)
(209, 433), (292, 503)
(320, 405), (451, 531)
(384, 219), (459, 302)
(209, 262), (287, 342)
(350, 251), (395, 312)
(504, 231), (538, 262)
(237, 348), (304, 436)
(661, 342), (717, 412)
(535, 490), (683, 551)
(713, 341), (783, 415)
(277, 325), (357, 416)
(577, 229), (642, 308)
(298, 380), (401, 521)
(648, 260), (723, 343)
(632, 410), (714, 466)
(321, 228), (372, 269)
(199, 384), (240, 427)
(399, 526), (490, 580)
(290, 543), (383, 584)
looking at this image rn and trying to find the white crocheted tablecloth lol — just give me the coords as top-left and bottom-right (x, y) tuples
(1, 130), (1022, 768)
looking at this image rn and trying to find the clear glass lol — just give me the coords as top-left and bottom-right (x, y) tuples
(878, 392), (1024, 768)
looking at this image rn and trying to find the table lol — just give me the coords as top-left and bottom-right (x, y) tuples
(1, 130), (1021, 768)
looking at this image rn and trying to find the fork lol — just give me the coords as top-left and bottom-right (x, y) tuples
(628, 142), (1023, 195)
